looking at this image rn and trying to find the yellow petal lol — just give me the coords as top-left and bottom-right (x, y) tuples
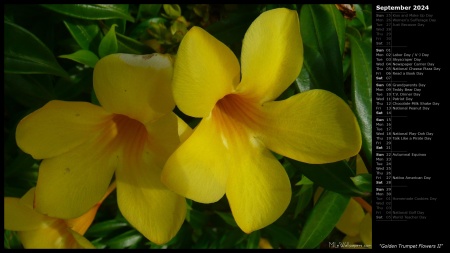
(177, 115), (193, 143)
(94, 53), (175, 123)
(4, 188), (49, 231)
(162, 115), (230, 203)
(226, 138), (291, 233)
(66, 182), (116, 235)
(259, 238), (274, 249)
(238, 8), (303, 103)
(116, 145), (186, 245)
(258, 89), (362, 164)
(144, 112), (182, 168)
(356, 154), (368, 174)
(172, 26), (240, 117)
(15, 100), (112, 160)
(18, 221), (90, 249)
(359, 213), (372, 246)
(69, 229), (96, 249)
(335, 198), (365, 237)
(34, 126), (119, 219)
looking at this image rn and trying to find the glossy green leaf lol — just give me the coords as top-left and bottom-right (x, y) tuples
(351, 173), (372, 193)
(294, 184), (313, 218)
(219, 229), (246, 249)
(215, 211), (238, 227)
(41, 4), (134, 22)
(85, 220), (129, 237)
(300, 4), (346, 100)
(264, 223), (298, 249)
(63, 18), (102, 51)
(137, 4), (162, 19)
(246, 230), (261, 249)
(188, 209), (209, 230)
(106, 230), (143, 249)
(4, 74), (56, 108)
(4, 21), (68, 77)
(295, 67), (312, 92)
(295, 175), (313, 186)
(287, 158), (366, 196)
(116, 32), (155, 55)
(98, 24), (118, 58)
(297, 190), (350, 249)
(348, 33), (372, 166)
(106, 18), (126, 34)
(4, 230), (22, 249)
(129, 17), (167, 40)
(59, 49), (99, 68)
(323, 4), (346, 55)
(354, 4), (366, 28)
(206, 5), (260, 47)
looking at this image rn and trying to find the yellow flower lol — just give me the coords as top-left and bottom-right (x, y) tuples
(314, 155), (372, 248)
(259, 237), (274, 249)
(4, 183), (114, 249)
(338, 155), (372, 248)
(15, 53), (191, 245)
(161, 8), (362, 233)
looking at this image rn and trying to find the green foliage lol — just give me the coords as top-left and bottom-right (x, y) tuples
(297, 190), (350, 249)
(300, 4), (346, 100)
(4, 21), (68, 77)
(98, 24), (118, 58)
(4, 4), (372, 249)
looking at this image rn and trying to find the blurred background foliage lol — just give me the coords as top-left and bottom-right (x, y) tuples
(4, 4), (372, 249)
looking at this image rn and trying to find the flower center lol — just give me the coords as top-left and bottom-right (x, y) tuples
(109, 114), (148, 162)
(214, 94), (262, 135)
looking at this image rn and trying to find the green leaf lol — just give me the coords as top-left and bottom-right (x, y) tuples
(188, 209), (209, 230)
(116, 32), (154, 55)
(348, 33), (372, 166)
(351, 173), (372, 193)
(354, 4), (366, 28)
(129, 17), (167, 41)
(4, 230), (22, 249)
(4, 74), (56, 108)
(297, 190), (350, 249)
(295, 66), (312, 92)
(294, 184), (313, 218)
(59, 49), (99, 68)
(98, 24), (118, 58)
(323, 4), (346, 55)
(287, 158), (366, 196)
(219, 229), (246, 249)
(295, 174), (313, 186)
(300, 4), (346, 100)
(41, 4), (134, 22)
(215, 211), (238, 227)
(105, 18), (126, 34)
(137, 4), (162, 19)
(106, 230), (143, 249)
(264, 223), (299, 249)
(206, 5), (260, 48)
(246, 230), (261, 249)
(85, 220), (129, 237)
(63, 18), (102, 51)
(4, 21), (68, 77)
